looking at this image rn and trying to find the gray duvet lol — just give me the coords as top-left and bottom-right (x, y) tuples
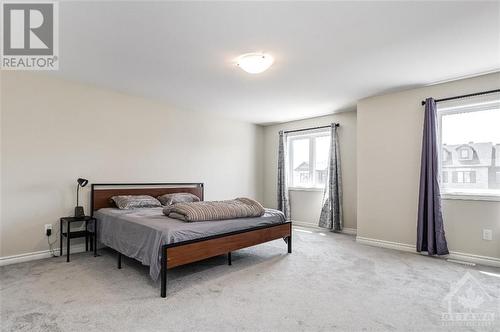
(95, 207), (285, 281)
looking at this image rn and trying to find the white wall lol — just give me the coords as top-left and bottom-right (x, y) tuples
(263, 111), (357, 230)
(3, 69), (497, 262)
(357, 72), (500, 259)
(0, 72), (263, 258)
(289, 190), (324, 226)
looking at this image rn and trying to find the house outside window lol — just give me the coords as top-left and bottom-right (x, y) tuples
(288, 129), (330, 189)
(437, 92), (500, 198)
(442, 150), (450, 162)
(442, 171), (448, 183)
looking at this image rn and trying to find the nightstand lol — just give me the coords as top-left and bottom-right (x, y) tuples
(59, 216), (98, 262)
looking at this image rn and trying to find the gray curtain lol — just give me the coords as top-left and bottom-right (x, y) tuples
(417, 98), (449, 255)
(319, 123), (343, 231)
(277, 130), (290, 220)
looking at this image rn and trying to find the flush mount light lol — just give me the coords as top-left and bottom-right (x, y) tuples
(236, 53), (274, 74)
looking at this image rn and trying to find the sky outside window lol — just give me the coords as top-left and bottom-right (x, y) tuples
(441, 108), (500, 145)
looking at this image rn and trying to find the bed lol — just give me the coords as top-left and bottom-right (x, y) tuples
(91, 183), (292, 298)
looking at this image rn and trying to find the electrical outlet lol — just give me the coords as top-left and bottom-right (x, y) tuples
(44, 224), (52, 237)
(482, 229), (492, 241)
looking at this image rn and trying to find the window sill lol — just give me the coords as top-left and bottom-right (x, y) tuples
(288, 187), (324, 192)
(442, 193), (500, 202)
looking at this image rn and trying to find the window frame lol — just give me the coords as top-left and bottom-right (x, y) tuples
(287, 129), (330, 190)
(437, 101), (500, 202)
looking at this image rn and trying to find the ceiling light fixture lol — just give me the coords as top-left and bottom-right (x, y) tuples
(236, 52), (274, 74)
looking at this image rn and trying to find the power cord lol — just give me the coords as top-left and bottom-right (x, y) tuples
(47, 220), (87, 257)
(47, 225), (60, 257)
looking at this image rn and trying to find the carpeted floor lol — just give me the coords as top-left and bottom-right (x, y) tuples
(1, 227), (499, 332)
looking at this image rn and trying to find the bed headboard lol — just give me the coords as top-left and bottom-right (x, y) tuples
(91, 183), (204, 212)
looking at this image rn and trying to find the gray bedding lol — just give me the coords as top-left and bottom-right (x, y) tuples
(95, 207), (286, 281)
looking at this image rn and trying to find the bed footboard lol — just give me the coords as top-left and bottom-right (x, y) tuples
(160, 222), (292, 298)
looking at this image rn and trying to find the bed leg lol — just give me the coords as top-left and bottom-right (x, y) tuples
(227, 252), (232, 266)
(287, 235), (292, 254)
(117, 252), (122, 269)
(161, 247), (167, 298)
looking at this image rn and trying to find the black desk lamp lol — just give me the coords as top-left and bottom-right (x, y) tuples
(75, 178), (88, 219)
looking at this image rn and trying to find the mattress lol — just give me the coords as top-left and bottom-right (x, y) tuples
(95, 207), (286, 280)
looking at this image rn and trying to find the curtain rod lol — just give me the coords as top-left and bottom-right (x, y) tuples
(421, 89), (500, 106)
(283, 123), (339, 134)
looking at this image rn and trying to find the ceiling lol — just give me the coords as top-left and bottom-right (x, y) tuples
(54, 1), (500, 124)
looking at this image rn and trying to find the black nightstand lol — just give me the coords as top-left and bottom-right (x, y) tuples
(59, 216), (98, 262)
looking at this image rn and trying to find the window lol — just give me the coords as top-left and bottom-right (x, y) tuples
(290, 138), (310, 187)
(459, 148), (470, 160)
(452, 171), (476, 184)
(288, 130), (330, 188)
(314, 135), (330, 187)
(438, 93), (500, 198)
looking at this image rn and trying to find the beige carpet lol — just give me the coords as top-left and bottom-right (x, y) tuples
(1, 227), (499, 331)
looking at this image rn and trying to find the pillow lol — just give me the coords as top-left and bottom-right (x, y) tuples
(157, 192), (200, 206)
(111, 195), (162, 209)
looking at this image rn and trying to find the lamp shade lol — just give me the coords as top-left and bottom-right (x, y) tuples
(77, 178), (88, 187)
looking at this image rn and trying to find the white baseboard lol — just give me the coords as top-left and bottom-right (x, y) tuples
(356, 236), (415, 252)
(292, 221), (321, 229)
(0, 244), (87, 267)
(356, 236), (500, 268)
(341, 227), (357, 235)
(292, 221), (357, 235)
(447, 250), (500, 268)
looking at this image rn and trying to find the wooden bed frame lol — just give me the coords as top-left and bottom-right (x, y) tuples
(90, 183), (292, 298)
